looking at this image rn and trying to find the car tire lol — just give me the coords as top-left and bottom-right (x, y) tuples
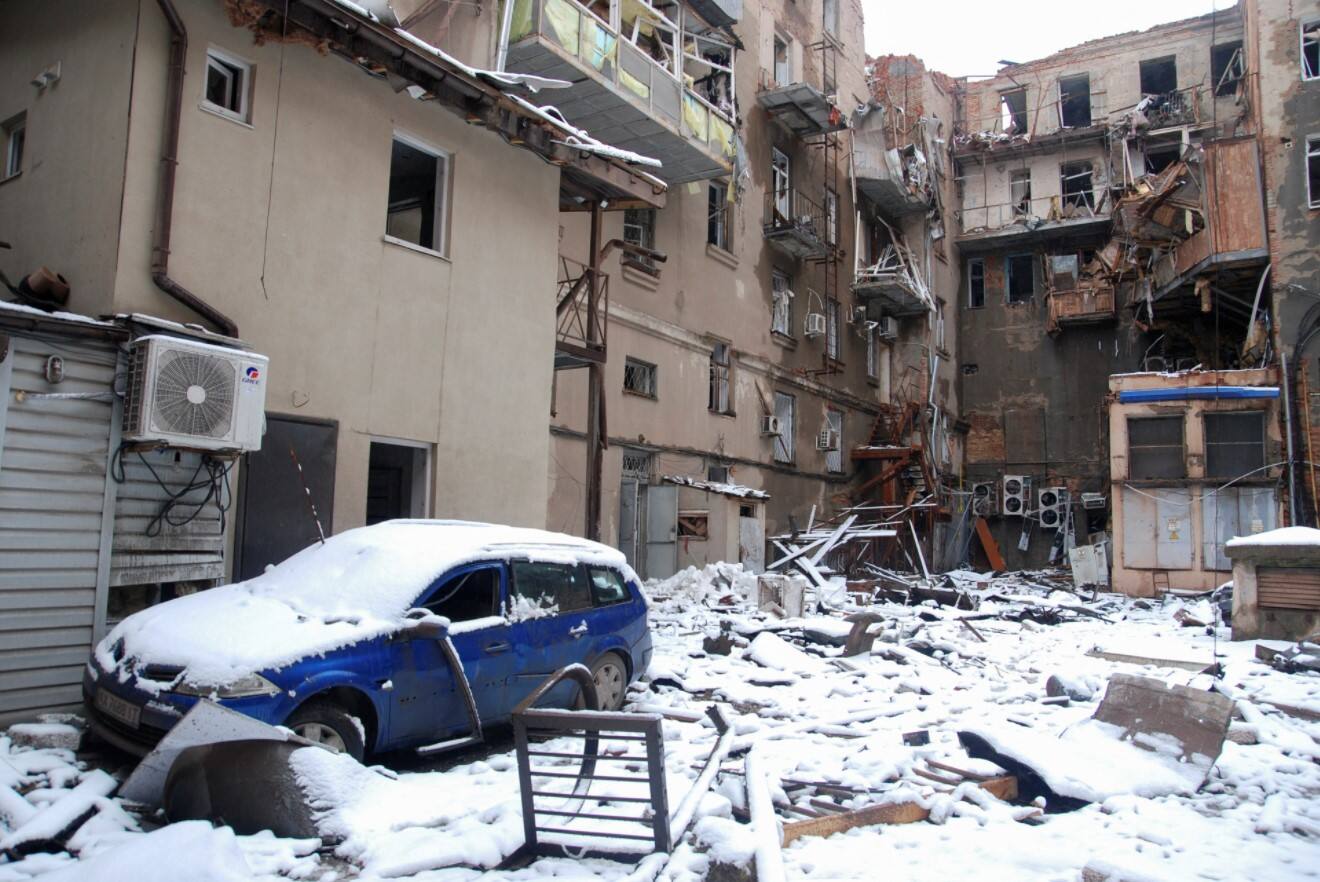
(285, 701), (366, 761)
(587, 652), (629, 711)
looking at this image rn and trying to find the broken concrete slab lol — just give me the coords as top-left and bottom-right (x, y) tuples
(1092, 674), (1233, 772)
(7, 722), (83, 752)
(164, 740), (324, 840)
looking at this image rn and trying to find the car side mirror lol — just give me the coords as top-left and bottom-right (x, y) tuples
(403, 608), (449, 639)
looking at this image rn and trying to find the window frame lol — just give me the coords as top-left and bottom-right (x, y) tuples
(771, 270), (793, 337)
(1204, 411), (1267, 480)
(967, 258), (986, 308)
(1211, 41), (1244, 97)
(772, 391), (795, 464)
(773, 32), (792, 86)
(771, 147), (791, 216)
(386, 131), (452, 258)
(622, 356), (658, 399)
(707, 180), (731, 251)
(509, 559), (594, 616)
(587, 566), (631, 607)
(1010, 168), (1032, 216)
(1000, 88), (1027, 133)
(202, 46), (253, 124)
(1057, 73), (1092, 128)
(1302, 20), (1319, 82)
(826, 299), (840, 360)
(623, 207), (657, 271)
(824, 407), (843, 474)
(709, 342), (733, 415)
(1060, 160), (1095, 212)
(2, 113), (24, 180)
(1127, 416), (1186, 480)
(822, 0), (839, 39)
(1005, 253), (1035, 304)
(824, 187), (839, 245)
(421, 562), (503, 622)
(1308, 135), (1320, 210)
(1138, 55), (1178, 97)
(866, 324), (879, 379)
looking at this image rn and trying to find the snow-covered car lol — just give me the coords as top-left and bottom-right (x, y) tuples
(83, 520), (652, 760)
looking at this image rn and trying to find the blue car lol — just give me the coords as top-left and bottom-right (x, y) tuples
(83, 521), (652, 760)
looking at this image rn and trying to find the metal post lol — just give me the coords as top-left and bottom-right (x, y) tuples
(1282, 349), (1299, 524)
(585, 203), (604, 541)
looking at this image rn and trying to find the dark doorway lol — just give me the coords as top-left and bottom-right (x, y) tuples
(367, 441), (428, 525)
(234, 415), (337, 581)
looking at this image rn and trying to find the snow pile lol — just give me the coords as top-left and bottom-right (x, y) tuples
(645, 562), (759, 612)
(97, 520), (626, 687)
(1226, 525), (1320, 548)
(34, 822), (257, 882)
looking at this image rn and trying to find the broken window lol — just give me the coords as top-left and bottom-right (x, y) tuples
(511, 561), (593, 614)
(707, 464), (729, 482)
(1144, 140), (1182, 175)
(773, 391), (795, 463)
(708, 181), (730, 251)
(1305, 21), (1320, 81)
(1049, 254), (1079, 291)
(1060, 161), (1095, 212)
(771, 270), (793, 336)
(623, 357), (657, 398)
(623, 208), (657, 271)
(1010, 168), (1032, 216)
(1309, 136), (1320, 209)
(1128, 416), (1186, 479)
(2, 112), (24, 180)
(424, 566), (500, 621)
(1205, 412), (1265, 479)
(1139, 56), (1178, 96)
(823, 0), (839, 38)
(677, 511), (710, 539)
(588, 568), (629, 605)
(773, 33), (791, 86)
(825, 188), (839, 245)
(1211, 41), (1244, 97)
(204, 47), (252, 122)
(826, 299), (840, 360)
(1005, 253), (1035, 304)
(386, 134), (449, 256)
(709, 342), (733, 414)
(771, 147), (791, 217)
(1001, 89), (1027, 134)
(967, 258), (985, 308)
(1058, 74), (1091, 128)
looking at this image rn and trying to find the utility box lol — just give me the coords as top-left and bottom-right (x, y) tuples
(758, 574), (808, 618)
(1225, 528), (1320, 641)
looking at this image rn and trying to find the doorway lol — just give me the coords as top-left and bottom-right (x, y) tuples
(366, 440), (430, 525)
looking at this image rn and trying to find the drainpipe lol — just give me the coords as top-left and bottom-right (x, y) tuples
(151, 0), (240, 338)
(1281, 348), (1299, 524)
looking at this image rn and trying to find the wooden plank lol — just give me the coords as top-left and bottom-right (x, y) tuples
(781, 801), (929, 846)
(974, 516), (1007, 571)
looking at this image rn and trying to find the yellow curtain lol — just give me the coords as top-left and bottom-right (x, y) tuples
(508, 0), (535, 42)
(581, 17), (617, 73)
(683, 93), (709, 143)
(710, 114), (733, 160)
(620, 66), (650, 100)
(543, 0), (580, 55)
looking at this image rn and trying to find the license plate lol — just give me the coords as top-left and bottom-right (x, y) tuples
(95, 689), (141, 729)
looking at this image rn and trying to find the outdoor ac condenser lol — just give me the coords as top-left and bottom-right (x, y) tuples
(1002, 474), (1030, 517)
(804, 312), (827, 338)
(122, 335), (269, 452)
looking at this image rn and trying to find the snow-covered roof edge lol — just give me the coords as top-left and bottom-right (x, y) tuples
(662, 475), (770, 500)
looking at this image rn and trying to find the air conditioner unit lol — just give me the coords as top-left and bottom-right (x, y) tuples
(816, 428), (840, 451)
(123, 335), (269, 452)
(760, 414), (782, 436)
(1002, 474), (1030, 518)
(804, 312), (826, 338)
(876, 315), (897, 340)
(971, 481), (997, 517)
(1038, 486), (1068, 531)
(1081, 492), (1107, 510)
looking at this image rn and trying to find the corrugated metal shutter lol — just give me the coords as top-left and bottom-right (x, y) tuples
(0, 337), (118, 725)
(1257, 567), (1320, 610)
(110, 448), (226, 597)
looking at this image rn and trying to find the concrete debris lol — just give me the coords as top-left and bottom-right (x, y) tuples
(6, 721), (83, 753)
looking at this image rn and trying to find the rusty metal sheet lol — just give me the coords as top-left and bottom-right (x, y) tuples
(1093, 674), (1232, 771)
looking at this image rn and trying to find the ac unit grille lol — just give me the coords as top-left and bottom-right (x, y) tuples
(123, 343), (150, 438)
(151, 350), (236, 438)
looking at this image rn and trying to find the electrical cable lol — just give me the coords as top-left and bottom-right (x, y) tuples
(111, 443), (235, 537)
(1119, 459), (1306, 507)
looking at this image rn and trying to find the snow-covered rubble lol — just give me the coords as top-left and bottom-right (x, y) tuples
(2, 564), (1318, 881)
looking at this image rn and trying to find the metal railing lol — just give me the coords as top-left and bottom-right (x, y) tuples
(763, 188), (830, 243)
(958, 191), (1107, 235)
(507, 0), (735, 163)
(556, 254), (608, 362)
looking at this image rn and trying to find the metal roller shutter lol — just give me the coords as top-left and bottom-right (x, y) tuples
(1257, 567), (1320, 611)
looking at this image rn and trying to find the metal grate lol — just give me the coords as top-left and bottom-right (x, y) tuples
(623, 358), (657, 398)
(621, 451), (651, 479)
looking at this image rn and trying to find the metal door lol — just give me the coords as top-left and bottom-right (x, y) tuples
(618, 478), (640, 570)
(1121, 486), (1192, 569)
(644, 484), (678, 580)
(1202, 487), (1275, 572)
(234, 415), (337, 581)
(739, 514), (765, 573)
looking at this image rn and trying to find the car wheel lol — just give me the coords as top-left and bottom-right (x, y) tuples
(285, 701), (366, 761)
(588, 652), (629, 711)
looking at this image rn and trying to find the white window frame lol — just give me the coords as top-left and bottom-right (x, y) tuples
(771, 270), (793, 336)
(825, 408), (843, 474)
(202, 46), (253, 123)
(623, 357), (658, 398)
(2, 113), (24, 180)
(1303, 20), (1319, 81)
(624, 207), (657, 269)
(386, 130), (452, 258)
(771, 147), (791, 217)
(823, 0), (839, 39)
(773, 391), (795, 463)
(826, 299), (840, 360)
(773, 32), (792, 86)
(1308, 136), (1320, 209)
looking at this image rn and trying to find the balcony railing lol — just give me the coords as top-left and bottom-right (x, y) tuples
(958, 191), (1111, 241)
(1138, 87), (1202, 130)
(506, 0), (735, 178)
(555, 255), (608, 369)
(762, 188), (830, 259)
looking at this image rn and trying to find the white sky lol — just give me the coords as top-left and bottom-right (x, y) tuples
(861, 0), (1226, 79)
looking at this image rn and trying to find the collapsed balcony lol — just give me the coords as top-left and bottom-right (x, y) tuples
(852, 244), (932, 317)
(852, 102), (932, 218)
(763, 189), (831, 260)
(502, 0), (737, 183)
(554, 255), (609, 369)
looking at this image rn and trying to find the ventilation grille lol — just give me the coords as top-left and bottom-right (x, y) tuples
(123, 342), (151, 438)
(151, 350), (236, 438)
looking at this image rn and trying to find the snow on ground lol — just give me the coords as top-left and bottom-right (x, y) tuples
(2, 564), (1318, 881)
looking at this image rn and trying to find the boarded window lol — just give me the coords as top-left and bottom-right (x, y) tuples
(1211, 41), (1244, 96)
(1205, 412), (1265, 479)
(1139, 56), (1177, 95)
(1006, 254), (1034, 303)
(1058, 74), (1091, 127)
(623, 357), (657, 398)
(968, 258), (985, 308)
(1128, 416), (1185, 479)
(677, 511), (709, 539)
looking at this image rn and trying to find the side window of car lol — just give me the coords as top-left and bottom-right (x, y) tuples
(424, 566), (500, 621)
(510, 561), (593, 615)
(588, 567), (630, 606)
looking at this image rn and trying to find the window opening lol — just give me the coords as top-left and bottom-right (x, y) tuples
(709, 342), (732, 414)
(1006, 254), (1034, 303)
(1060, 161), (1095, 213)
(386, 135), (449, 255)
(1010, 169), (1032, 216)
(1139, 56), (1178, 97)
(1211, 41), (1244, 96)
(623, 357), (657, 397)
(1128, 416), (1185, 479)
(1058, 74), (1091, 128)
(968, 258), (986, 308)
(425, 567), (499, 621)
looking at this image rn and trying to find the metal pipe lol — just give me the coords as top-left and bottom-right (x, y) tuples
(1245, 262), (1271, 343)
(152, 0), (240, 338)
(1282, 348), (1299, 524)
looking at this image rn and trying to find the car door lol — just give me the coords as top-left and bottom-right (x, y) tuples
(505, 560), (595, 708)
(386, 562), (510, 746)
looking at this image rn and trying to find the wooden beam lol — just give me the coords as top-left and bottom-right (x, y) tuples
(974, 516), (1007, 571)
(781, 801), (928, 846)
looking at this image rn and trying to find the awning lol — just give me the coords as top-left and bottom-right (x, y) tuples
(1118, 386), (1278, 403)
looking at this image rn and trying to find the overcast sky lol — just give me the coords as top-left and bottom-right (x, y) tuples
(861, 0), (1227, 79)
